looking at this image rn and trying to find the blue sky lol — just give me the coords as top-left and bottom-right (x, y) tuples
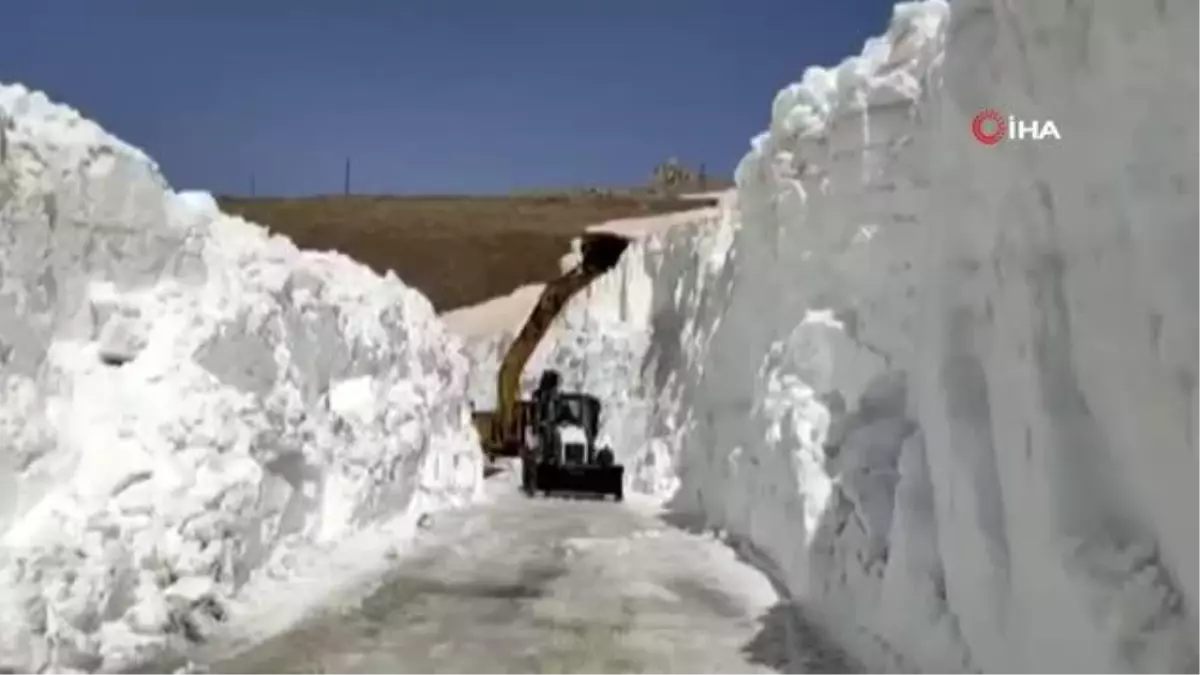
(2, 1), (895, 196)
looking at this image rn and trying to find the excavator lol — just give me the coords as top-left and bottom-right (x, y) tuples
(471, 231), (629, 500)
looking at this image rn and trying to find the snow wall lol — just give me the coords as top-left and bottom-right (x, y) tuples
(0, 85), (483, 672)
(461, 0), (1198, 671)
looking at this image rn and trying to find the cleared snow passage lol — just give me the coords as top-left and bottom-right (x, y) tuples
(183, 475), (852, 674)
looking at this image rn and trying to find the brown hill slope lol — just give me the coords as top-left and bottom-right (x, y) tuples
(218, 193), (717, 312)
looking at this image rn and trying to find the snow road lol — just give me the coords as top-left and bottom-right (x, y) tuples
(186, 475), (848, 674)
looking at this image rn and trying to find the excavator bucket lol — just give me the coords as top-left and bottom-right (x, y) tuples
(579, 232), (631, 273)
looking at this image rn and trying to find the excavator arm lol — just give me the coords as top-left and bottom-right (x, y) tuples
(475, 231), (629, 457)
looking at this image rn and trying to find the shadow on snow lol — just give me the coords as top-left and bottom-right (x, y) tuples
(657, 509), (861, 675)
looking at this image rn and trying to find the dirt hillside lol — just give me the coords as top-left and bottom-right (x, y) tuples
(219, 193), (716, 312)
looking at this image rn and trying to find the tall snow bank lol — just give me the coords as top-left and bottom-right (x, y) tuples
(457, 0), (1198, 671)
(0, 85), (483, 672)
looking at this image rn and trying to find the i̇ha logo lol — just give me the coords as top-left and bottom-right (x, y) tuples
(971, 108), (1061, 145)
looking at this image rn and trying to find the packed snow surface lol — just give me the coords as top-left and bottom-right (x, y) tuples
(454, 0), (1198, 671)
(187, 490), (843, 673)
(0, 85), (482, 672)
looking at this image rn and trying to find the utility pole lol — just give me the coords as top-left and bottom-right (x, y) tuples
(343, 157), (351, 195)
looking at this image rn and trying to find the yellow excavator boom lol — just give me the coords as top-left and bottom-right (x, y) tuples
(474, 231), (629, 457)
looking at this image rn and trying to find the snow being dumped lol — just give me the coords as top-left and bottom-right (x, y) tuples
(0, 86), (483, 672)
(455, 0), (1198, 671)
